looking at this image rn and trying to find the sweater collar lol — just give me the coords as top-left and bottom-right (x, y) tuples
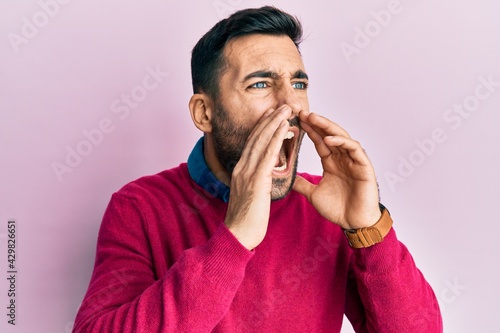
(187, 137), (231, 203)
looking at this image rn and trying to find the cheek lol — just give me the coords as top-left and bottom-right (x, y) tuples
(230, 99), (272, 127)
(297, 91), (310, 109)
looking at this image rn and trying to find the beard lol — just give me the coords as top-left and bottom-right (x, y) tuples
(211, 101), (303, 200)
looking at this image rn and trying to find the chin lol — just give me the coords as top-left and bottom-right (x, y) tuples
(270, 171), (297, 201)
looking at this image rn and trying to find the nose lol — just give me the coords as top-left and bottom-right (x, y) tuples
(276, 83), (302, 118)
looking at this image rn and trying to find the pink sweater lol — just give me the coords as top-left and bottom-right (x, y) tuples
(74, 163), (442, 332)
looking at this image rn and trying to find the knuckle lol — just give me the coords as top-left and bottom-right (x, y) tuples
(351, 139), (361, 147)
(254, 132), (268, 144)
(263, 147), (275, 160)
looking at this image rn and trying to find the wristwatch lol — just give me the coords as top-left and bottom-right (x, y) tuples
(343, 205), (393, 249)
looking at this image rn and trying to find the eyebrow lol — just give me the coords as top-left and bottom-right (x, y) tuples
(243, 69), (309, 82)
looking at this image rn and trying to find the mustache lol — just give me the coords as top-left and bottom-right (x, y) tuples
(288, 116), (301, 129)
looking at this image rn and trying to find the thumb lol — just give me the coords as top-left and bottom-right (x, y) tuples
(292, 175), (316, 202)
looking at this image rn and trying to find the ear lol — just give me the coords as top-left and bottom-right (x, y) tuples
(189, 93), (214, 133)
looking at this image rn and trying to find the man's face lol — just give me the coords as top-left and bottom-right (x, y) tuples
(211, 34), (309, 200)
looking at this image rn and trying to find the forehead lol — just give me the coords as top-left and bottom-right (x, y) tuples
(222, 34), (305, 78)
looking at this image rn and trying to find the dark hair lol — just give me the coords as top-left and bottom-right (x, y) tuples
(190, 6), (303, 99)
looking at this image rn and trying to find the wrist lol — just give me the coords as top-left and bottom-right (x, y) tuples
(225, 221), (263, 251)
(342, 204), (393, 248)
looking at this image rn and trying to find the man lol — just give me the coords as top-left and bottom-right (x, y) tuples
(74, 6), (442, 332)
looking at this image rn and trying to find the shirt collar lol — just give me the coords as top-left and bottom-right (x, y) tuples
(187, 137), (231, 203)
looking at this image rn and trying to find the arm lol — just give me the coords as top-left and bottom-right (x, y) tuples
(73, 193), (253, 333)
(344, 228), (443, 332)
(75, 104), (293, 332)
(293, 111), (442, 332)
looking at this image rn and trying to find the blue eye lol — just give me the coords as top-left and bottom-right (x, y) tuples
(292, 82), (308, 89)
(251, 82), (268, 89)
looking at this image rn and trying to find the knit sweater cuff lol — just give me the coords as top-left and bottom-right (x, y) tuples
(199, 223), (255, 290)
(350, 228), (406, 275)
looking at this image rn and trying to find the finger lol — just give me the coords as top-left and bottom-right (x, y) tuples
(258, 119), (290, 171)
(323, 136), (371, 166)
(299, 111), (328, 138)
(300, 121), (333, 158)
(300, 111), (352, 158)
(243, 105), (291, 147)
(300, 111), (351, 139)
(245, 108), (290, 153)
(242, 106), (290, 156)
(238, 107), (291, 172)
(292, 175), (316, 202)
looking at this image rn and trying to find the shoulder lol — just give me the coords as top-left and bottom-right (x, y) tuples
(116, 163), (191, 200)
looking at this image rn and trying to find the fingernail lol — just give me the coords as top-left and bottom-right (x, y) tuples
(281, 106), (292, 115)
(263, 108), (274, 117)
(278, 104), (289, 110)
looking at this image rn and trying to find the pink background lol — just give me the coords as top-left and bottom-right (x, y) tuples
(1, 0), (499, 332)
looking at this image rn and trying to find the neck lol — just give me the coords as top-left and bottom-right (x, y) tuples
(203, 133), (231, 186)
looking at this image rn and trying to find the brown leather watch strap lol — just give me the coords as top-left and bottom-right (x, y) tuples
(343, 208), (393, 248)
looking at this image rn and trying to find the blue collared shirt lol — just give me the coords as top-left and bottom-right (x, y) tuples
(187, 137), (231, 203)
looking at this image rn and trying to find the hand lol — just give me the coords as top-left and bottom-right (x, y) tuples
(293, 111), (381, 230)
(225, 105), (292, 250)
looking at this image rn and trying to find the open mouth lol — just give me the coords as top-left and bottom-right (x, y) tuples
(273, 127), (299, 175)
